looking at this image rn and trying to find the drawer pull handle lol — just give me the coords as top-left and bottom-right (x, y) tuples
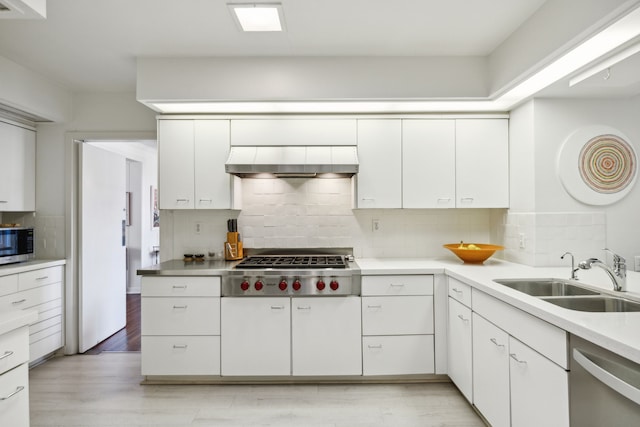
(270, 305), (285, 310)
(36, 276), (49, 281)
(389, 283), (405, 287)
(451, 288), (463, 294)
(490, 338), (505, 348)
(199, 198), (212, 202)
(437, 198), (451, 202)
(457, 314), (469, 323)
(297, 306), (311, 310)
(510, 353), (527, 365)
(176, 198), (190, 203)
(172, 345), (188, 349)
(172, 305), (188, 309)
(12, 299), (26, 305)
(367, 305), (382, 309)
(172, 285), (187, 289)
(368, 344), (383, 349)
(0, 386), (25, 401)
(0, 350), (14, 360)
(460, 197), (474, 203)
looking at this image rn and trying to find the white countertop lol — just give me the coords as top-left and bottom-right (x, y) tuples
(0, 259), (66, 277)
(0, 309), (38, 336)
(356, 256), (640, 365)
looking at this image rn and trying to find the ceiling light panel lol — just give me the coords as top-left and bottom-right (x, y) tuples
(228, 3), (284, 32)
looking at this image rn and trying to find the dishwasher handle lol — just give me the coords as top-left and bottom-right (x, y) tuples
(573, 348), (640, 406)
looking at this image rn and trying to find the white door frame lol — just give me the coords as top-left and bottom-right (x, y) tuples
(64, 131), (156, 355)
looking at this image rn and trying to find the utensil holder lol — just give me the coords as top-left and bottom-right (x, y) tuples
(225, 232), (243, 260)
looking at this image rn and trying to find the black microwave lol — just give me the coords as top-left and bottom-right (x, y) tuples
(0, 227), (34, 265)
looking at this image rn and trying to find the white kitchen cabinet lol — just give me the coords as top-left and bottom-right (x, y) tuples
(230, 119), (357, 146)
(472, 313), (510, 427)
(362, 296), (433, 336)
(447, 296), (472, 402)
(455, 119), (509, 208)
(291, 296), (361, 376)
(509, 336), (569, 427)
(158, 119), (234, 209)
(363, 335), (434, 376)
(356, 119), (402, 208)
(402, 120), (456, 208)
(141, 276), (221, 376)
(0, 120), (35, 212)
(221, 297), (291, 376)
(0, 325), (30, 427)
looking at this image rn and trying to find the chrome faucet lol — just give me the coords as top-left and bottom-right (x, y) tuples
(561, 252), (579, 280)
(578, 248), (627, 292)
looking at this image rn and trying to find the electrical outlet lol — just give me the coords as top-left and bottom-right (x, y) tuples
(518, 233), (526, 249)
(372, 219), (380, 232)
(194, 222), (202, 234)
(635, 256), (640, 272)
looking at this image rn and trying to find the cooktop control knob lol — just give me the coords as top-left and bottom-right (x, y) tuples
(254, 280), (264, 291)
(279, 280), (288, 291)
(316, 279), (326, 291)
(240, 280), (250, 291)
(292, 279), (302, 291)
(330, 280), (339, 290)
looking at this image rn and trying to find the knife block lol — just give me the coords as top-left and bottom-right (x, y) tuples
(225, 232), (243, 260)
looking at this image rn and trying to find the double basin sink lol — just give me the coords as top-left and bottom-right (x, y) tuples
(493, 278), (640, 313)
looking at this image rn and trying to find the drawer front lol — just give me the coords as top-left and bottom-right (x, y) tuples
(363, 335), (434, 375)
(0, 282), (62, 312)
(142, 276), (220, 297)
(362, 275), (433, 296)
(362, 296), (433, 335)
(0, 327), (29, 375)
(142, 297), (220, 335)
(142, 336), (220, 376)
(0, 363), (29, 427)
(0, 274), (18, 297)
(18, 266), (63, 291)
(30, 333), (63, 362)
(473, 290), (568, 368)
(448, 277), (472, 307)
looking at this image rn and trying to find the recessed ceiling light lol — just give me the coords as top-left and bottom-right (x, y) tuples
(228, 3), (285, 32)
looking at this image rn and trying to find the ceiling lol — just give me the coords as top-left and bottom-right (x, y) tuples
(0, 0), (548, 93)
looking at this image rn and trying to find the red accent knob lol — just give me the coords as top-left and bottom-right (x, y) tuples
(330, 280), (339, 290)
(240, 281), (250, 291)
(254, 280), (264, 291)
(292, 280), (302, 291)
(316, 280), (326, 291)
(279, 280), (288, 291)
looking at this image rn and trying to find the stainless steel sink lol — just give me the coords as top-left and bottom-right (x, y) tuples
(493, 278), (600, 297)
(540, 296), (640, 312)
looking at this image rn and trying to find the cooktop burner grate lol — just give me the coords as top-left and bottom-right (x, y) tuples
(235, 255), (347, 269)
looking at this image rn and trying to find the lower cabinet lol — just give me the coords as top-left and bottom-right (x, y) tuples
(447, 297), (472, 401)
(0, 326), (30, 427)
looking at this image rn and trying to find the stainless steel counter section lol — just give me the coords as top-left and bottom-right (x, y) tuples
(136, 259), (239, 276)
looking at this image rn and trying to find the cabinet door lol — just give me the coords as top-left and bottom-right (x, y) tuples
(509, 337), (569, 427)
(0, 363), (29, 427)
(158, 120), (195, 209)
(0, 122), (35, 211)
(291, 296), (362, 376)
(221, 297), (290, 376)
(230, 119), (356, 146)
(194, 120), (231, 209)
(356, 119), (402, 208)
(402, 120), (455, 208)
(472, 313), (510, 427)
(455, 119), (509, 208)
(447, 297), (472, 402)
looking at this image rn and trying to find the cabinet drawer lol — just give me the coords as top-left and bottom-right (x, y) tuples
(141, 336), (220, 376)
(362, 275), (433, 296)
(0, 363), (29, 427)
(0, 275), (18, 297)
(141, 276), (220, 297)
(18, 266), (63, 291)
(473, 290), (568, 368)
(0, 282), (62, 312)
(448, 277), (472, 307)
(30, 333), (63, 362)
(362, 296), (433, 335)
(142, 297), (220, 335)
(363, 335), (434, 376)
(0, 327), (29, 375)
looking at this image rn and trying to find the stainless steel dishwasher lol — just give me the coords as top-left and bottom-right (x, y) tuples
(570, 334), (640, 426)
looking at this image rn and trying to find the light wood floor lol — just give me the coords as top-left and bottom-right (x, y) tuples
(29, 352), (484, 427)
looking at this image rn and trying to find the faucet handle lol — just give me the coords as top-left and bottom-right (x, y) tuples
(603, 248), (625, 264)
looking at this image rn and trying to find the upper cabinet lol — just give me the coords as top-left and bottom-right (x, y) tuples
(455, 119), (509, 208)
(158, 119), (235, 210)
(0, 121), (35, 212)
(230, 119), (356, 146)
(357, 117), (509, 209)
(356, 120), (402, 208)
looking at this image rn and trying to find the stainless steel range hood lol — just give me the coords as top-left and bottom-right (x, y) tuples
(225, 146), (359, 177)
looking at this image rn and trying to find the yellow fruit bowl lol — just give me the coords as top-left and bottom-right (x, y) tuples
(443, 243), (504, 264)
